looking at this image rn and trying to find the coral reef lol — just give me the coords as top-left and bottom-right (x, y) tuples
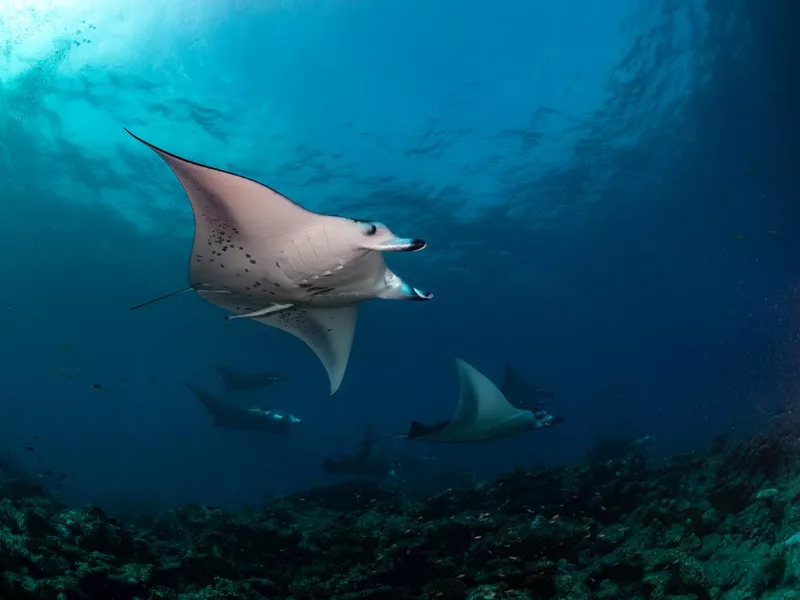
(4, 426), (800, 599)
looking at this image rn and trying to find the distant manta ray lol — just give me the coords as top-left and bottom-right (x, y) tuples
(378, 358), (564, 444)
(215, 365), (289, 393)
(183, 382), (301, 434)
(126, 129), (432, 394)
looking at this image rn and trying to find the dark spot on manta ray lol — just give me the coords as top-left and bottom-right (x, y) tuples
(245, 269), (249, 273)
(275, 261), (280, 268)
(246, 253), (251, 258)
(274, 283), (281, 288)
(250, 259), (257, 264)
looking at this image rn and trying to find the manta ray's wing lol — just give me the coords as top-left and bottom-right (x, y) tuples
(254, 305), (357, 395)
(500, 364), (549, 410)
(215, 365), (248, 392)
(182, 382), (238, 425)
(448, 357), (521, 431)
(197, 290), (356, 395)
(125, 129), (330, 293)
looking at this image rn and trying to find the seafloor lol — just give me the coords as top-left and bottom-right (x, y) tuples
(2, 424), (800, 600)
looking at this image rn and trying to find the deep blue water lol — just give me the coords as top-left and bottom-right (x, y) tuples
(0, 0), (798, 514)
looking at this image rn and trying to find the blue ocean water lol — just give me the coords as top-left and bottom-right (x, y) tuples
(0, 0), (796, 516)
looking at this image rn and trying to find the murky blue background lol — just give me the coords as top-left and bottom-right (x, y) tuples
(0, 0), (797, 514)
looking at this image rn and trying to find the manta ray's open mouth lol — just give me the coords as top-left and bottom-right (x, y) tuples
(405, 238), (427, 252)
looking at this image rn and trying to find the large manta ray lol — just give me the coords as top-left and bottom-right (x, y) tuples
(127, 130), (432, 394)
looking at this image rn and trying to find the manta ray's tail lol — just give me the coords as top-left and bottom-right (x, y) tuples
(129, 287), (193, 311)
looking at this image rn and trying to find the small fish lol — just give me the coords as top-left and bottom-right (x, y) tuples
(92, 383), (103, 390)
(24, 447), (34, 452)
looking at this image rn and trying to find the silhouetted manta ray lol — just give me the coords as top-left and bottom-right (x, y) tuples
(215, 365), (289, 393)
(183, 382), (301, 433)
(126, 130), (432, 394)
(378, 358), (565, 444)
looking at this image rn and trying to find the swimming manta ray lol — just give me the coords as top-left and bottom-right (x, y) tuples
(388, 358), (564, 444)
(126, 130), (432, 394)
(183, 382), (301, 433)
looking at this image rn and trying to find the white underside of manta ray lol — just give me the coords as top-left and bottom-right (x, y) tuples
(404, 358), (549, 443)
(126, 129), (432, 395)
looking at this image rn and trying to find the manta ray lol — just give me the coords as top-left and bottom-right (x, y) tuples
(215, 365), (289, 393)
(183, 382), (301, 433)
(385, 358), (564, 444)
(126, 130), (432, 394)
